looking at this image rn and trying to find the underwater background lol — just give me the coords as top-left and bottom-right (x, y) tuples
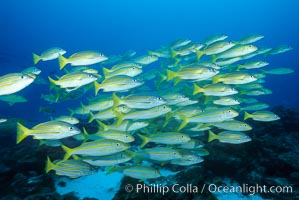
(0, 0), (298, 200)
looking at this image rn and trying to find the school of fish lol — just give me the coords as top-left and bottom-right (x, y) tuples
(1, 34), (295, 180)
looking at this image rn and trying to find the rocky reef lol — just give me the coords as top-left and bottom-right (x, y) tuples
(0, 106), (298, 200)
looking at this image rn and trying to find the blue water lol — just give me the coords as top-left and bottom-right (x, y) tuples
(0, 0), (298, 121)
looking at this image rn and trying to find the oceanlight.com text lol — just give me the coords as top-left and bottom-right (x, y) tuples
(124, 183), (293, 196)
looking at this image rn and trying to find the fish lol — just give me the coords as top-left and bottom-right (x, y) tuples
(54, 116), (79, 124)
(137, 147), (182, 161)
(203, 34), (228, 46)
(16, 121), (81, 144)
(196, 41), (235, 59)
(133, 55), (158, 65)
(62, 139), (130, 160)
(0, 119), (7, 123)
(88, 105), (131, 122)
(94, 75), (144, 95)
(208, 130), (251, 144)
(237, 60), (269, 70)
(212, 96), (240, 106)
(240, 102), (269, 111)
(46, 157), (97, 178)
(81, 151), (135, 166)
(166, 66), (219, 83)
(261, 68), (294, 75)
(169, 38), (192, 49)
(49, 72), (98, 92)
(266, 45), (293, 56)
(178, 108), (239, 130)
(115, 105), (171, 126)
(0, 94), (27, 106)
(0, 73), (35, 96)
(171, 43), (204, 58)
(193, 83), (238, 96)
(214, 45), (258, 61)
(112, 93), (166, 109)
(33, 47), (66, 64)
(236, 34), (264, 45)
(13, 34), (295, 180)
(244, 111), (280, 121)
(109, 165), (161, 180)
(39, 106), (56, 114)
(210, 119), (252, 131)
(82, 96), (113, 112)
(58, 51), (108, 70)
(39, 139), (62, 147)
(83, 127), (135, 143)
(241, 88), (272, 96)
(176, 139), (204, 149)
(212, 72), (257, 84)
(97, 120), (149, 132)
(171, 152), (204, 166)
(22, 66), (42, 75)
(137, 131), (190, 148)
(161, 92), (191, 105)
(103, 65), (142, 78)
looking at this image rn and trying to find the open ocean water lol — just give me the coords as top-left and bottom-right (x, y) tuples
(0, 0), (298, 200)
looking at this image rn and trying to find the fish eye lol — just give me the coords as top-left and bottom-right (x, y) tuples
(116, 143), (120, 147)
(228, 110), (231, 113)
(69, 126), (74, 130)
(173, 152), (177, 155)
(181, 135), (184, 138)
(125, 135), (129, 138)
(163, 105), (166, 109)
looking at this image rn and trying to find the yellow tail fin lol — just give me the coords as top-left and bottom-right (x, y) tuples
(244, 111), (252, 120)
(48, 76), (58, 90)
(88, 112), (95, 123)
(208, 130), (218, 142)
(58, 55), (68, 70)
(166, 69), (176, 81)
(211, 55), (217, 62)
(137, 133), (150, 148)
(193, 83), (203, 95)
(173, 77), (181, 86)
(195, 50), (204, 60)
(178, 114), (188, 131)
(16, 122), (31, 144)
(96, 120), (109, 131)
(82, 127), (90, 141)
(102, 67), (112, 77)
(45, 157), (56, 173)
(170, 49), (178, 58)
(114, 111), (124, 127)
(32, 53), (41, 65)
(212, 76), (220, 84)
(61, 145), (73, 161)
(112, 93), (121, 109)
(94, 81), (102, 95)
